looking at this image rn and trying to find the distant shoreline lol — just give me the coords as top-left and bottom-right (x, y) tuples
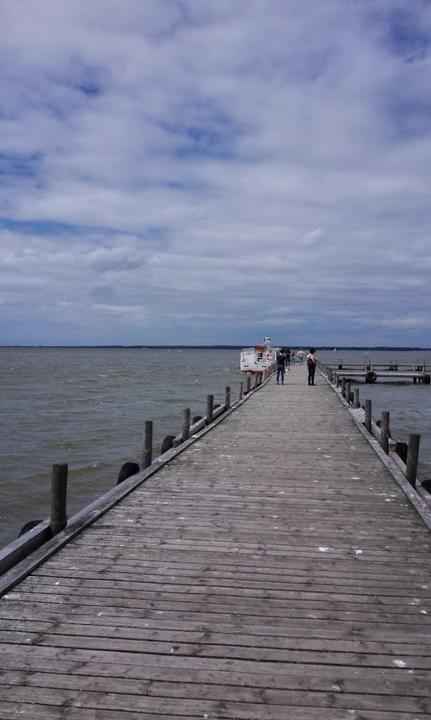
(1, 345), (430, 351)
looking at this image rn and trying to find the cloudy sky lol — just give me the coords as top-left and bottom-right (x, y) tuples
(1, 0), (430, 346)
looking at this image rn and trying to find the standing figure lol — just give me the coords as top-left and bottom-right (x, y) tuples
(276, 350), (286, 385)
(306, 348), (317, 386)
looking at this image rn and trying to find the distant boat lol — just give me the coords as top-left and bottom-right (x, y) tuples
(240, 337), (277, 374)
(333, 347), (337, 352)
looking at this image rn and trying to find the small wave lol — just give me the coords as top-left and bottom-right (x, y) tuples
(69, 463), (105, 477)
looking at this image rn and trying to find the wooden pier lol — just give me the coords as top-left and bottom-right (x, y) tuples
(333, 369), (431, 384)
(1, 366), (431, 718)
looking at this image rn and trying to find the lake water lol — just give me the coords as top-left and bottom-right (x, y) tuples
(0, 347), (430, 549)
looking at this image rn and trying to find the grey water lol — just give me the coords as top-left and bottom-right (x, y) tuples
(0, 347), (430, 549)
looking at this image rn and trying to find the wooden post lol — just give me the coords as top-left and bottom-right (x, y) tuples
(406, 434), (421, 487)
(345, 381), (351, 404)
(329, 369), (333, 383)
(143, 420), (153, 468)
(380, 411), (390, 454)
(364, 400), (372, 433)
(238, 381), (244, 400)
(246, 376), (251, 394)
(50, 463), (68, 535)
(353, 388), (360, 409)
(206, 394), (214, 424)
(336, 374), (340, 388)
(182, 408), (191, 442)
(225, 386), (231, 409)
(341, 377), (346, 398)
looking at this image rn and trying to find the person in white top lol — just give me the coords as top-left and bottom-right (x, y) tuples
(306, 348), (317, 385)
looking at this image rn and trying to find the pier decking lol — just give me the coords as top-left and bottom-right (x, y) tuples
(1, 366), (431, 719)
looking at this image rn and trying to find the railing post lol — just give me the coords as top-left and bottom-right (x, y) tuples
(406, 434), (421, 487)
(143, 420), (153, 468)
(238, 381), (244, 400)
(182, 408), (191, 442)
(353, 388), (360, 409)
(225, 386), (231, 409)
(364, 399), (372, 433)
(341, 377), (346, 398)
(380, 410), (390, 454)
(206, 394), (214, 424)
(50, 463), (68, 535)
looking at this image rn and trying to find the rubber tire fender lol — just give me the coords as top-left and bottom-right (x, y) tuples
(160, 435), (176, 454)
(117, 462), (140, 485)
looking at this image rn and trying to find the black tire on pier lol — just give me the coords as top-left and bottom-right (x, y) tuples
(365, 370), (377, 383)
(160, 435), (176, 454)
(117, 462), (140, 485)
(421, 479), (431, 494)
(395, 442), (408, 463)
(17, 520), (42, 538)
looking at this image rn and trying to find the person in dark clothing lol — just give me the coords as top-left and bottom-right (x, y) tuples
(306, 348), (317, 385)
(276, 350), (286, 385)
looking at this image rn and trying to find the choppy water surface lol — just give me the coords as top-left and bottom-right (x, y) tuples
(0, 347), (430, 548)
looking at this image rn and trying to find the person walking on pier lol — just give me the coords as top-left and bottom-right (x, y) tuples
(276, 350), (286, 385)
(307, 348), (317, 385)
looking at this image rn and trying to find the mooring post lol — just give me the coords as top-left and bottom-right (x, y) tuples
(341, 377), (346, 398)
(50, 463), (68, 535)
(380, 411), (390, 454)
(406, 433), (421, 487)
(353, 388), (360, 409)
(246, 376), (251, 394)
(225, 386), (231, 409)
(182, 408), (191, 442)
(206, 394), (214, 424)
(336, 374), (340, 388)
(364, 399), (372, 433)
(238, 381), (244, 400)
(143, 420), (153, 468)
(345, 381), (351, 404)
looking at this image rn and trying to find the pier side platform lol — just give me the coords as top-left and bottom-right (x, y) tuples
(0, 366), (431, 718)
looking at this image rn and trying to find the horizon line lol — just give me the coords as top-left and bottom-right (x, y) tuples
(1, 345), (430, 351)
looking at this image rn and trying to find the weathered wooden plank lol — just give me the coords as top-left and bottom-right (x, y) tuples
(1, 653), (430, 698)
(1, 670), (431, 713)
(2, 641), (430, 682)
(10, 576), (431, 612)
(2, 621), (431, 658)
(26, 568), (431, 599)
(2, 630), (431, 669)
(0, 609), (430, 643)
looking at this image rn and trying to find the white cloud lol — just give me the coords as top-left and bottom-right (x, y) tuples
(1, 0), (430, 345)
